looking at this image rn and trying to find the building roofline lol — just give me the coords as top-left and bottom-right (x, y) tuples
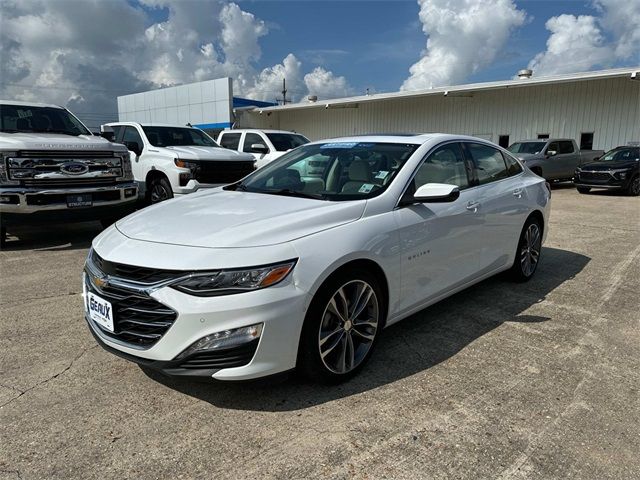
(252, 67), (640, 113)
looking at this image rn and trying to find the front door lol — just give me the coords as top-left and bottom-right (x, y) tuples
(394, 142), (483, 313)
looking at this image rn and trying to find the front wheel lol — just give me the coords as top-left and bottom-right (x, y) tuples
(627, 176), (640, 196)
(510, 218), (543, 282)
(577, 186), (591, 194)
(298, 269), (384, 383)
(147, 176), (173, 204)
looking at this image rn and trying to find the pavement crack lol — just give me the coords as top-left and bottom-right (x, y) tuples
(0, 344), (97, 409)
(0, 469), (22, 480)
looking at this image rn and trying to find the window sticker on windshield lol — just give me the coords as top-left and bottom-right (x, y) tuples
(17, 109), (33, 119)
(375, 170), (389, 180)
(358, 183), (374, 193)
(320, 142), (357, 149)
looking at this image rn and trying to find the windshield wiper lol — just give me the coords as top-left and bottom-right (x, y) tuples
(259, 188), (324, 200)
(32, 129), (82, 136)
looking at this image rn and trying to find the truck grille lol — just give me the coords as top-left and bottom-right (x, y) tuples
(85, 275), (178, 348)
(193, 161), (255, 184)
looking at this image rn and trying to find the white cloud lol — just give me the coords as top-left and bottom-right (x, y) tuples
(0, 0), (353, 128)
(401, 0), (526, 91)
(526, 15), (612, 76)
(304, 67), (355, 99)
(524, 1), (639, 77)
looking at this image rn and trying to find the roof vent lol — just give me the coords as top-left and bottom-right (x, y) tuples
(517, 69), (533, 79)
(307, 95), (318, 103)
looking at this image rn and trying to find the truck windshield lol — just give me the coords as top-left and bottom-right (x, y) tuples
(0, 105), (90, 136)
(508, 142), (545, 154)
(142, 126), (219, 147)
(265, 133), (309, 151)
(225, 141), (419, 201)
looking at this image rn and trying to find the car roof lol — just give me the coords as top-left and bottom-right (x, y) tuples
(306, 133), (489, 146)
(220, 129), (306, 135)
(517, 138), (573, 142)
(107, 122), (200, 129)
(0, 100), (64, 109)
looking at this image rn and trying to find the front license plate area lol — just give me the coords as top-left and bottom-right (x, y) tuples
(87, 292), (114, 332)
(67, 194), (92, 208)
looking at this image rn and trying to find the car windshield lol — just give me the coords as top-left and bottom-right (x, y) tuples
(265, 132), (309, 151)
(141, 126), (219, 147)
(598, 147), (640, 162)
(225, 141), (419, 201)
(508, 142), (545, 154)
(0, 104), (90, 136)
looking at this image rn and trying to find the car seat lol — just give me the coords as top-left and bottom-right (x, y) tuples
(341, 159), (374, 193)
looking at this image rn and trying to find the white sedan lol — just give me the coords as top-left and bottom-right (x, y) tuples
(83, 134), (550, 382)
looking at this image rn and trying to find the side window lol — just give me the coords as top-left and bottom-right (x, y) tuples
(466, 143), (509, 185)
(559, 141), (574, 154)
(219, 132), (241, 150)
(112, 125), (123, 142)
(503, 152), (523, 176)
(243, 133), (267, 153)
(122, 126), (143, 148)
(413, 143), (469, 190)
(547, 141), (560, 155)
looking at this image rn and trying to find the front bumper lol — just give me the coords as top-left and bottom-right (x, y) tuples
(83, 269), (310, 381)
(574, 169), (635, 190)
(0, 182), (138, 220)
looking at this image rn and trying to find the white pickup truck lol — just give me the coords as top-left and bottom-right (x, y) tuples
(217, 129), (309, 168)
(0, 101), (138, 246)
(106, 122), (256, 203)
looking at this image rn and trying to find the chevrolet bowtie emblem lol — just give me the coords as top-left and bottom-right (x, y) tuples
(93, 274), (108, 289)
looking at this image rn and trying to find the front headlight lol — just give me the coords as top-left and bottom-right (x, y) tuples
(0, 152), (20, 185)
(172, 260), (297, 296)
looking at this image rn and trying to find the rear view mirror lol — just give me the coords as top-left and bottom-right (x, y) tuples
(413, 183), (460, 203)
(100, 124), (115, 142)
(251, 143), (269, 154)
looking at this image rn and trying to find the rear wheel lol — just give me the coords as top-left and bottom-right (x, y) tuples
(0, 224), (6, 249)
(147, 176), (173, 204)
(627, 175), (640, 196)
(298, 269), (384, 383)
(577, 186), (591, 194)
(510, 217), (543, 282)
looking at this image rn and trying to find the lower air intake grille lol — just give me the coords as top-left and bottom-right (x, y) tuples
(177, 340), (259, 369)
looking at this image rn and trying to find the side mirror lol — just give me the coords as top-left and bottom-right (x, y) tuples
(251, 143), (269, 154)
(100, 125), (115, 142)
(124, 141), (142, 156)
(546, 150), (557, 157)
(412, 183), (460, 203)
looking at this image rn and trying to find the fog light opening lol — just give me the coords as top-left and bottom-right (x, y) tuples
(175, 323), (263, 360)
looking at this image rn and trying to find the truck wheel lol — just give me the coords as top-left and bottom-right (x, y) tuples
(627, 176), (640, 196)
(0, 224), (6, 249)
(576, 186), (591, 194)
(147, 177), (173, 204)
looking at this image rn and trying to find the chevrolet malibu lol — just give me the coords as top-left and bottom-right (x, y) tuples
(83, 134), (551, 383)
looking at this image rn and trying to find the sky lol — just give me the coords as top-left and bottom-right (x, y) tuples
(1, 0), (638, 128)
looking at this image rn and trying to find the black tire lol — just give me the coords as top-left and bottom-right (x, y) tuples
(298, 268), (385, 383)
(100, 218), (117, 229)
(626, 175), (640, 196)
(146, 176), (173, 204)
(577, 186), (591, 194)
(510, 217), (543, 282)
(0, 224), (6, 249)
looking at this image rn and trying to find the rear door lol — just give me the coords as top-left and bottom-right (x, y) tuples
(394, 142), (482, 312)
(219, 132), (242, 151)
(463, 142), (529, 273)
(556, 140), (579, 177)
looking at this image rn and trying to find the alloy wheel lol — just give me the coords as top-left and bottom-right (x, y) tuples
(151, 183), (170, 203)
(520, 223), (541, 277)
(318, 280), (379, 374)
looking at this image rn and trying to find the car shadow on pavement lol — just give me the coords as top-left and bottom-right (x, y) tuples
(143, 246), (590, 411)
(0, 222), (102, 251)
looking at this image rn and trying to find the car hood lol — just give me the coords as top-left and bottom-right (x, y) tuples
(162, 145), (254, 162)
(580, 159), (639, 170)
(116, 189), (366, 248)
(0, 132), (126, 152)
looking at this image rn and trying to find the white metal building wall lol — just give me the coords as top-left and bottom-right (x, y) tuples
(241, 77), (639, 151)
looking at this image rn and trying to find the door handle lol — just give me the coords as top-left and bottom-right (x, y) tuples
(466, 201), (480, 212)
(513, 188), (523, 198)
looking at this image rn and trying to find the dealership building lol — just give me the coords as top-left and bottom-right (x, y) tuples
(118, 67), (639, 151)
